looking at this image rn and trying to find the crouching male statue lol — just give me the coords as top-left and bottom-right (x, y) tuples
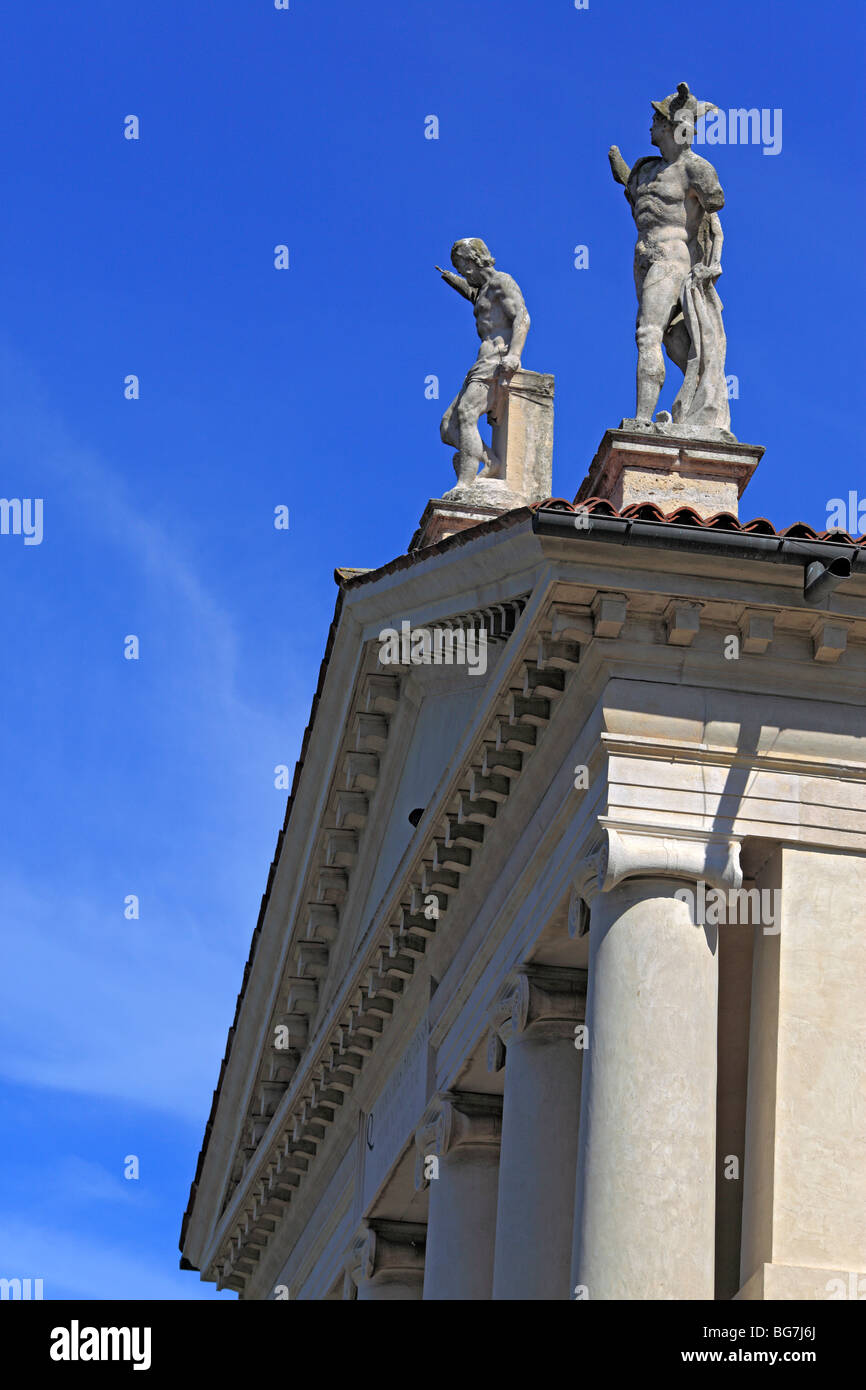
(436, 239), (530, 489)
(609, 82), (732, 435)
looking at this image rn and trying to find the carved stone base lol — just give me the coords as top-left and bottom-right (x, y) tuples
(619, 416), (738, 445)
(410, 368), (554, 550)
(575, 426), (765, 520)
(440, 477), (527, 510)
(491, 368), (554, 502)
(408, 494), (519, 552)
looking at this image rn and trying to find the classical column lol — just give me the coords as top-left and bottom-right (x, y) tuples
(488, 965), (587, 1300)
(415, 1092), (502, 1300)
(345, 1220), (426, 1301)
(571, 826), (741, 1300)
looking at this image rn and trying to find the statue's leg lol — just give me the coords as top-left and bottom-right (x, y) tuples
(478, 377), (505, 478)
(453, 378), (490, 487)
(440, 394), (461, 449)
(478, 441), (504, 479)
(635, 267), (682, 421)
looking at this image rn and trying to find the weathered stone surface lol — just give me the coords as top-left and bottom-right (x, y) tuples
(183, 246), (866, 1306)
(575, 426), (764, 519)
(416, 1093), (502, 1301)
(488, 368), (554, 505)
(572, 830), (741, 1300)
(610, 83), (732, 434)
(437, 237), (531, 489)
(619, 415), (736, 445)
(490, 967), (586, 1301)
(412, 370), (554, 549)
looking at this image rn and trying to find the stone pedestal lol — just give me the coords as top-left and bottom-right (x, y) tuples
(575, 426), (764, 520)
(410, 369), (554, 550)
(415, 1092), (502, 1300)
(410, 487), (523, 553)
(489, 966), (587, 1301)
(490, 369), (554, 503)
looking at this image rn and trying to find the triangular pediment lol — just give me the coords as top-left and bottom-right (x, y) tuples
(194, 530), (543, 1252)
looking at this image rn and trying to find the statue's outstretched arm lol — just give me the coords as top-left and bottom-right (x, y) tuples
(608, 145), (631, 187)
(434, 266), (476, 301)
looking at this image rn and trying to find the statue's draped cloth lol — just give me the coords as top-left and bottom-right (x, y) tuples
(670, 272), (730, 432)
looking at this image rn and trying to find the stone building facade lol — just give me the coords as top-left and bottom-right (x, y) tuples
(180, 391), (866, 1301)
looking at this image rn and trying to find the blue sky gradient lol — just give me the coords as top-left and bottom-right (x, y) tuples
(0, 0), (863, 1299)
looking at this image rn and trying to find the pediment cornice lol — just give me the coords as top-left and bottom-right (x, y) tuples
(206, 594), (531, 1283)
(184, 521), (866, 1292)
(202, 583), (594, 1292)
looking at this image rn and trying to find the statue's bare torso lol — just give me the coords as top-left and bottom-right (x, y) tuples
(629, 152), (723, 277)
(471, 272), (525, 355)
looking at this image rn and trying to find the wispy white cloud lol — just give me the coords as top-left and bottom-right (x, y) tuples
(0, 337), (297, 1120)
(47, 1157), (156, 1209)
(0, 872), (237, 1120)
(0, 335), (270, 738)
(0, 1217), (231, 1300)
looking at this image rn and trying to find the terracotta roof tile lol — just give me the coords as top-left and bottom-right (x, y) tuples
(780, 521), (819, 539)
(548, 497), (865, 545)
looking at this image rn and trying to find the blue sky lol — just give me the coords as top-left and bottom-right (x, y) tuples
(0, 1), (863, 1300)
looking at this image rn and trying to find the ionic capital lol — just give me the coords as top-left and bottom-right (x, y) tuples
(345, 1219), (426, 1289)
(597, 822), (742, 893)
(414, 1091), (502, 1187)
(569, 840), (607, 927)
(487, 965), (587, 1070)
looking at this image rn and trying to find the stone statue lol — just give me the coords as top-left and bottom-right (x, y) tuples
(609, 83), (732, 436)
(436, 239), (530, 490)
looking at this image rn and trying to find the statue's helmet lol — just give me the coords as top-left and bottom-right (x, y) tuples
(651, 82), (717, 138)
(450, 237), (495, 269)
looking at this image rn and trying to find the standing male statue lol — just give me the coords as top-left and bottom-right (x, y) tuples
(609, 83), (731, 434)
(436, 239), (530, 489)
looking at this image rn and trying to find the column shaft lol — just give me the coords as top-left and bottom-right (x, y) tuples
(417, 1093), (502, 1300)
(424, 1150), (500, 1300)
(571, 876), (719, 1299)
(491, 967), (586, 1300)
(493, 1035), (581, 1299)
